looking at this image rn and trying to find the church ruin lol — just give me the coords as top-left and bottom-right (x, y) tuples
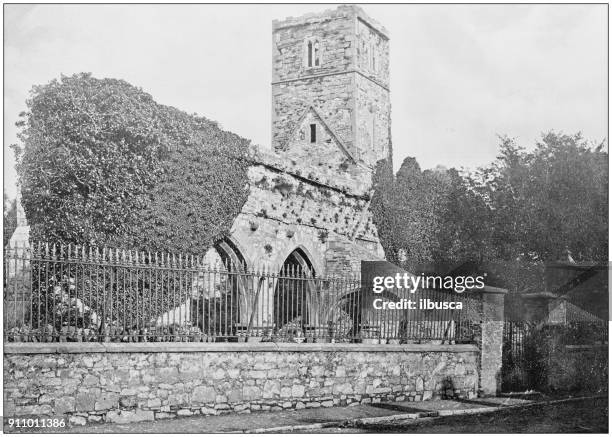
(7, 5), (392, 332)
(215, 5), (390, 278)
(9, 5), (391, 278)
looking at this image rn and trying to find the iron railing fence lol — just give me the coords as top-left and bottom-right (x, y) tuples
(4, 243), (482, 344)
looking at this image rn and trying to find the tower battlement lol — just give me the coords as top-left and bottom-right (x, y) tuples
(272, 5), (389, 41)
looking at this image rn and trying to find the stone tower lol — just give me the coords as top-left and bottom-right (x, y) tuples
(272, 5), (391, 170)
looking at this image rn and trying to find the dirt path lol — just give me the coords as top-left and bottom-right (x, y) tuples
(329, 397), (608, 433)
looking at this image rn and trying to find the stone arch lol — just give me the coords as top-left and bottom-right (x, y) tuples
(304, 37), (322, 68)
(273, 247), (319, 336)
(214, 237), (249, 272)
(276, 243), (324, 279)
(288, 247), (314, 274)
(192, 237), (253, 336)
(218, 236), (253, 319)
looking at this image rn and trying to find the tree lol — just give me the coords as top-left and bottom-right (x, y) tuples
(469, 132), (608, 263)
(13, 73), (250, 254)
(372, 131), (607, 286)
(430, 167), (493, 267)
(371, 158), (399, 264)
(372, 157), (489, 273)
(392, 158), (442, 270)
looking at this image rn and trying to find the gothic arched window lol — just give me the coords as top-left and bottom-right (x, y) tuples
(306, 38), (321, 68)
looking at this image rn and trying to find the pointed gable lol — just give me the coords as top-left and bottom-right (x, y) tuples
(283, 105), (356, 163)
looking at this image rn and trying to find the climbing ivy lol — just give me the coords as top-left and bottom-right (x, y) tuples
(13, 73), (250, 254)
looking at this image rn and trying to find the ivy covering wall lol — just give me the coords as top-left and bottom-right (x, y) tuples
(13, 73), (250, 254)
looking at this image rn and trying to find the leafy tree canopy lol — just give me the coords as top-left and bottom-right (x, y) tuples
(372, 131), (608, 279)
(13, 73), (250, 254)
(372, 157), (490, 272)
(469, 132), (608, 263)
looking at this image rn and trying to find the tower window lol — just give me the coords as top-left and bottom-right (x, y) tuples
(310, 124), (317, 143)
(306, 39), (321, 68)
(307, 41), (313, 67)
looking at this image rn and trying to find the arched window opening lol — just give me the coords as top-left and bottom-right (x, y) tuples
(274, 249), (315, 339)
(191, 238), (247, 341)
(306, 38), (321, 68)
(214, 238), (247, 272)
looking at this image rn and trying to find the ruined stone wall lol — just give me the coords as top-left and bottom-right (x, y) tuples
(244, 165), (376, 242)
(324, 237), (382, 277)
(4, 344), (479, 425)
(355, 73), (391, 165)
(229, 146), (383, 277)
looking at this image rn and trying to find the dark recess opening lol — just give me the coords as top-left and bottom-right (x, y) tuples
(310, 124), (316, 143)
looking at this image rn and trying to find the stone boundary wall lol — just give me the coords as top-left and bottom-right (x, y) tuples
(4, 343), (479, 425)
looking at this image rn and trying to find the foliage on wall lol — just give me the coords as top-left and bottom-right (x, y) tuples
(12, 73), (250, 254)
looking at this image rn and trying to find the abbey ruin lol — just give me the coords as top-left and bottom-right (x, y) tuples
(217, 5), (390, 278)
(4, 8), (520, 425)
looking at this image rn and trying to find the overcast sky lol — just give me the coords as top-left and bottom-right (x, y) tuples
(3, 4), (608, 198)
